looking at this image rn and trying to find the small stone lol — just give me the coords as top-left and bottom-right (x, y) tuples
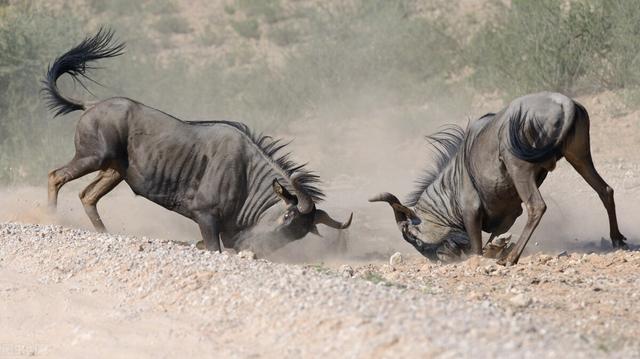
(389, 252), (403, 266)
(556, 251), (568, 258)
(537, 254), (552, 264)
(340, 265), (354, 278)
(509, 293), (532, 308)
(483, 264), (497, 274)
(237, 250), (256, 260)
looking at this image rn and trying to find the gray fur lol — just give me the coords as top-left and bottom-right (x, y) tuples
(371, 92), (627, 265)
(44, 30), (352, 254)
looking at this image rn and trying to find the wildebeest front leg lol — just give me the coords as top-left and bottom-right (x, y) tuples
(79, 167), (123, 232)
(197, 216), (222, 252)
(499, 170), (547, 266)
(462, 208), (483, 256)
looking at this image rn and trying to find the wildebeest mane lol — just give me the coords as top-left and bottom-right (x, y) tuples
(185, 120), (324, 203)
(406, 125), (465, 206)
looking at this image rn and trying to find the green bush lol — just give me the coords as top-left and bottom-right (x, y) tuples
(224, 4), (236, 15)
(268, 24), (299, 47)
(236, 0), (284, 24)
(88, 0), (142, 16)
(198, 25), (225, 47)
(231, 18), (260, 39)
(153, 16), (192, 34)
(468, 0), (609, 96)
(0, 4), (84, 184)
(240, 0), (462, 122)
(468, 0), (640, 97)
(596, 1), (640, 89)
(146, 0), (179, 15)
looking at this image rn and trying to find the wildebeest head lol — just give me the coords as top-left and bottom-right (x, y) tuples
(271, 173), (353, 241)
(369, 192), (469, 262)
(236, 173), (353, 254)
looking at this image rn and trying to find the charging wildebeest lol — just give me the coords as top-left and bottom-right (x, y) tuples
(42, 29), (352, 253)
(371, 92), (627, 265)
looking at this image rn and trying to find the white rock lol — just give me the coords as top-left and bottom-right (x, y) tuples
(389, 252), (403, 266)
(340, 265), (354, 278)
(237, 250), (256, 260)
(537, 254), (552, 264)
(509, 293), (532, 308)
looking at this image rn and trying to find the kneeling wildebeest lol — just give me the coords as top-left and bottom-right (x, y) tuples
(371, 92), (627, 265)
(42, 29), (352, 253)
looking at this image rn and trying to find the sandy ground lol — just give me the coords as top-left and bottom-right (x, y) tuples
(1, 92), (640, 357)
(1, 223), (638, 358)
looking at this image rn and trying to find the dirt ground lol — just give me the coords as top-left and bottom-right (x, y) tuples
(1, 91), (640, 357)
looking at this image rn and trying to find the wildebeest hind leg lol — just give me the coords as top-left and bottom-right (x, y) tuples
(498, 167), (547, 266)
(48, 156), (103, 212)
(79, 167), (123, 232)
(563, 120), (627, 248)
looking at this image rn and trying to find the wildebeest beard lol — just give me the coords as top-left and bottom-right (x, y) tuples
(232, 203), (316, 255)
(400, 219), (471, 262)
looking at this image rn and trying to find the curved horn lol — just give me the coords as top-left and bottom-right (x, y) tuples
(369, 192), (420, 224)
(290, 173), (314, 214)
(314, 210), (353, 229)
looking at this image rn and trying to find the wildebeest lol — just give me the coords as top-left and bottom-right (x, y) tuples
(371, 92), (627, 265)
(42, 29), (352, 253)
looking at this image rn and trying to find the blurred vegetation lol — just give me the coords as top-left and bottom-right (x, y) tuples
(1, 0), (640, 184)
(0, 3), (83, 183)
(469, 0), (640, 96)
(231, 18), (260, 39)
(153, 15), (192, 34)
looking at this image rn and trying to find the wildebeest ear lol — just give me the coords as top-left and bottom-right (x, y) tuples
(272, 179), (297, 204)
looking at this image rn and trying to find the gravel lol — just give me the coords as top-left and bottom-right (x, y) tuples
(1, 222), (637, 358)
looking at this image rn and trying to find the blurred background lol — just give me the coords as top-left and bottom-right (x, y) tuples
(1, 0), (640, 260)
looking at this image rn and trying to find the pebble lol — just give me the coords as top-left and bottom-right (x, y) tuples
(0, 222), (637, 357)
(389, 252), (403, 266)
(340, 265), (354, 278)
(537, 254), (553, 264)
(509, 293), (532, 308)
(237, 250), (256, 260)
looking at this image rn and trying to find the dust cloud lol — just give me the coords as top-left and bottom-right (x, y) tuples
(1, 1), (638, 264)
(1, 98), (636, 265)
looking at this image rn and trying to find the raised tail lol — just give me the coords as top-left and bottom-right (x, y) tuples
(506, 94), (576, 163)
(41, 28), (125, 117)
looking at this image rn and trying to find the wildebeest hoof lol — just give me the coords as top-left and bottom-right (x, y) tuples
(496, 257), (515, 267)
(484, 240), (512, 259)
(613, 240), (629, 250)
(612, 235), (629, 250)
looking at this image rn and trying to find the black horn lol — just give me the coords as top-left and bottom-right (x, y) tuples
(369, 192), (420, 224)
(291, 173), (314, 214)
(314, 210), (353, 229)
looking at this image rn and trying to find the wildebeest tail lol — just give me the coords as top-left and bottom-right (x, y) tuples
(506, 100), (575, 163)
(41, 28), (125, 117)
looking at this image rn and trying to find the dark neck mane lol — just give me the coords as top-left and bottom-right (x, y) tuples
(408, 125), (467, 230)
(186, 120), (324, 227)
